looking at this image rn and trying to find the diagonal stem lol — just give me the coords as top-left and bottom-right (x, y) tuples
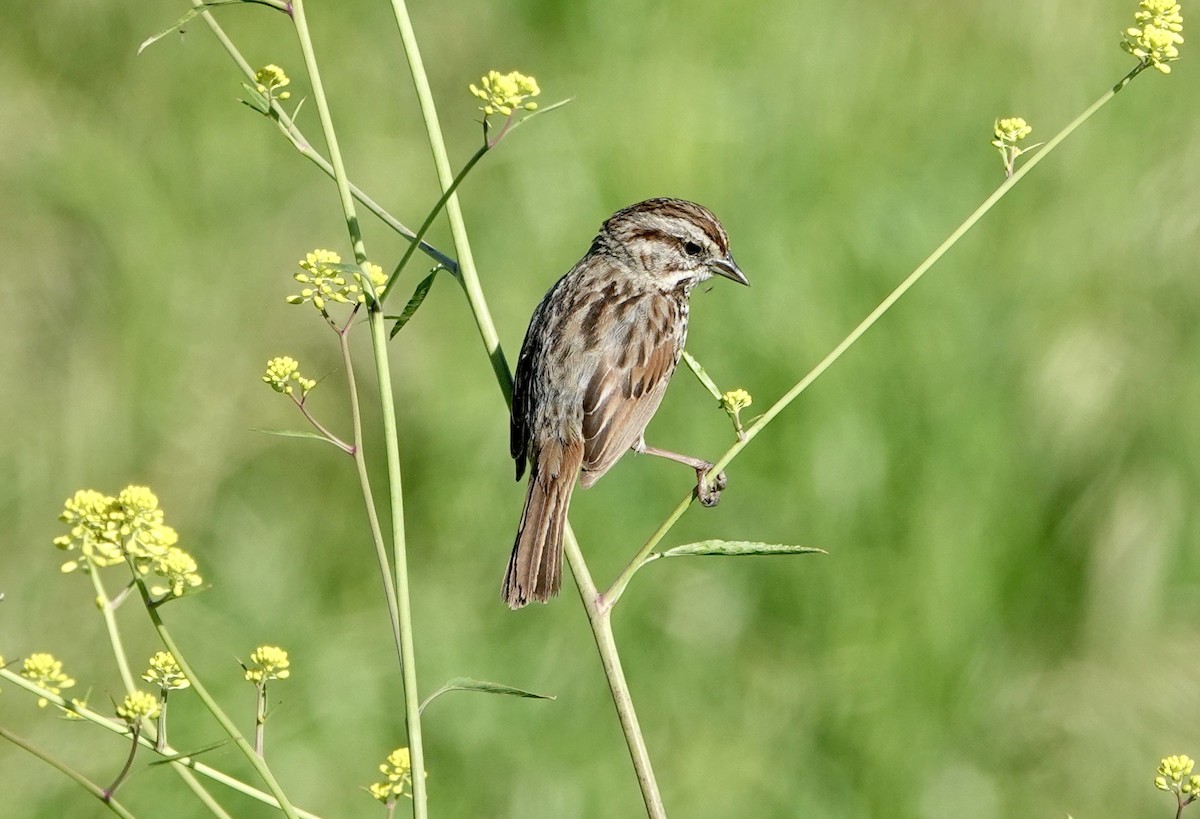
(602, 62), (1148, 609)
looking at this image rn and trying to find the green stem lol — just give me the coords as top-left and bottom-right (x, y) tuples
(366, 305), (427, 812)
(187, 0), (456, 272)
(602, 62), (1148, 609)
(89, 568), (136, 691)
(340, 321), (406, 676)
(254, 683), (267, 757)
(561, 524), (665, 817)
(134, 583), (300, 819)
(289, 1), (427, 812)
(0, 671), (321, 818)
(381, 4), (662, 809)
(384, 0), (512, 399)
(0, 724), (137, 819)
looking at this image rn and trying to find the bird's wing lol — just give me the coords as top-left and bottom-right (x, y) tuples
(511, 296), (549, 481)
(579, 319), (678, 485)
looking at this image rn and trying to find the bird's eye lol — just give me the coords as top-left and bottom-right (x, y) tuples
(682, 241), (703, 257)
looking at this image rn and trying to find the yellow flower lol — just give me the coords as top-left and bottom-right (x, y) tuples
(1122, 0), (1185, 73)
(117, 690), (161, 723)
(254, 64), (292, 100)
(262, 356), (317, 397)
(150, 547), (203, 599)
(142, 651), (190, 691)
(369, 746), (418, 802)
(469, 70), (541, 116)
(54, 486), (181, 574)
(1157, 754), (1196, 793)
(991, 117), (1033, 148)
(991, 116), (1036, 177)
(287, 248), (359, 312)
(20, 653), (76, 708)
(244, 645), (291, 684)
(54, 489), (123, 570)
(355, 262), (388, 302)
(721, 389), (753, 413)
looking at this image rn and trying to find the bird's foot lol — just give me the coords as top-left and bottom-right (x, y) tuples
(695, 465), (728, 507)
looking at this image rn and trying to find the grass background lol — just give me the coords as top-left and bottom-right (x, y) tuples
(3, 0), (1199, 816)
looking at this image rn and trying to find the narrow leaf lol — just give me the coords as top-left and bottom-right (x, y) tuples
(250, 428), (339, 446)
(654, 540), (826, 559)
(419, 676), (554, 714)
(681, 351), (723, 400)
(389, 270), (439, 338)
(138, 2), (240, 54)
(239, 83), (270, 115)
(138, 8), (205, 54)
(148, 738), (234, 765)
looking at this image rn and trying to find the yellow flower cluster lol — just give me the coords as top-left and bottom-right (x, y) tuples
(53, 486), (203, 600)
(117, 690), (161, 723)
(369, 747), (415, 803)
(469, 70), (540, 116)
(20, 653), (75, 708)
(991, 116), (1035, 177)
(1156, 754), (1200, 794)
(1123, 0), (1185, 73)
(262, 356), (317, 397)
(992, 117), (1033, 148)
(287, 250), (387, 311)
(244, 645), (291, 684)
(143, 651), (190, 691)
(254, 64), (292, 100)
(140, 648), (189, 686)
(721, 389), (753, 413)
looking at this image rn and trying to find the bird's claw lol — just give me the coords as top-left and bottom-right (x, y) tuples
(695, 466), (728, 507)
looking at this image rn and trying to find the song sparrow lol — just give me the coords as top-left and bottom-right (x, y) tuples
(504, 198), (748, 608)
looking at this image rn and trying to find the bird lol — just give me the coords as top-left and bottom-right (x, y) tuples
(503, 198), (748, 608)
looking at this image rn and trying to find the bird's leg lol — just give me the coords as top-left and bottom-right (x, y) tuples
(632, 437), (728, 507)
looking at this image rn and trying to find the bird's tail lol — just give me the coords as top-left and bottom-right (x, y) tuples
(503, 440), (582, 608)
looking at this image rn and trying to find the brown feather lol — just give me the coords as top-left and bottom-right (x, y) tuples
(502, 437), (583, 607)
(579, 321), (679, 487)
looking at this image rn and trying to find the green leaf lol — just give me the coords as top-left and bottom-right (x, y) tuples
(239, 83), (270, 115)
(389, 270), (439, 338)
(148, 738), (234, 765)
(138, 2), (241, 55)
(681, 351), (723, 401)
(653, 540), (826, 559)
(250, 428), (338, 446)
(419, 676), (555, 714)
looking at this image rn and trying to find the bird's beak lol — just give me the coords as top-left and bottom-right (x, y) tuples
(711, 255), (749, 286)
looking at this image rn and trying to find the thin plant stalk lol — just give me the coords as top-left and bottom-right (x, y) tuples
(0, 725), (136, 819)
(602, 61), (1149, 609)
(288, 1), (428, 813)
(561, 523), (665, 816)
(380, 3), (664, 812)
(339, 319), (407, 672)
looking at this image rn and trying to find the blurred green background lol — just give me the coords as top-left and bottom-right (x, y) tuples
(3, 0), (1199, 816)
